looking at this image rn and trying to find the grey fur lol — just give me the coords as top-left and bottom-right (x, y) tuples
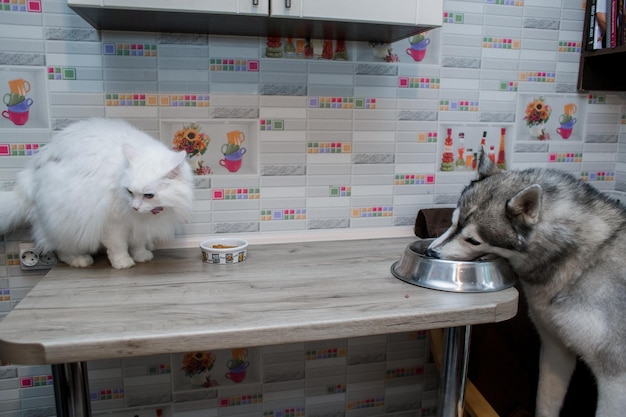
(428, 153), (626, 417)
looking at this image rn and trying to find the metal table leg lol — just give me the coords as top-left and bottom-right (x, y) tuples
(437, 325), (471, 417)
(52, 362), (92, 417)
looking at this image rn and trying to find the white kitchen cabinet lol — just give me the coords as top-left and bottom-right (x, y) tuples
(106, 0), (270, 15)
(71, 0), (269, 15)
(271, 0), (441, 27)
(68, 0), (442, 43)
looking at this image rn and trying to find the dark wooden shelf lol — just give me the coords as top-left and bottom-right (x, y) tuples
(577, 1), (626, 91)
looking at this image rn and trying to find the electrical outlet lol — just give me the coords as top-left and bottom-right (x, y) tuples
(19, 243), (57, 270)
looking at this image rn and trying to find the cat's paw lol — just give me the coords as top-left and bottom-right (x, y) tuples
(132, 249), (154, 263)
(59, 254), (94, 268)
(108, 253), (136, 269)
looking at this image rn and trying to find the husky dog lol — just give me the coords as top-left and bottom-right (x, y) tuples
(427, 153), (626, 417)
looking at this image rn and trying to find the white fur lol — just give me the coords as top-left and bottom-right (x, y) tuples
(0, 119), (193, 269)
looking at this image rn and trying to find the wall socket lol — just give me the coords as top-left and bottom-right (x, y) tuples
(19, 243), (58, 270)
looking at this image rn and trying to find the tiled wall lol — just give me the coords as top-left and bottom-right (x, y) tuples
(1, 0), (626, 415)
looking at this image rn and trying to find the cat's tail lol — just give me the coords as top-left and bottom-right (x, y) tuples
(0, 189), (29, 235)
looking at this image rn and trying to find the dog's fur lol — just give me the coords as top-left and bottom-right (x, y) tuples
(427, 153), (626, 417)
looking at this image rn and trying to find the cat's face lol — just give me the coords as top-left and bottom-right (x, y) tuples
(121, 144), (192, 215)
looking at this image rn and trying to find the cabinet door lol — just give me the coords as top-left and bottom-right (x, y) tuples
(99, 0), (268, 15)
(270, 0), (441, 26)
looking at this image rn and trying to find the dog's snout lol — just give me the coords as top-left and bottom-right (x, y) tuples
(425, 248), (439, 258)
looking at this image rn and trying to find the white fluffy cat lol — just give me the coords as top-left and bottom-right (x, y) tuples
(0, 118), (194, 269)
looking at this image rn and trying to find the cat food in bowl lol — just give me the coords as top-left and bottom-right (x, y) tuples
(200, 238), (248, 264)
(391, 238), (516, 292)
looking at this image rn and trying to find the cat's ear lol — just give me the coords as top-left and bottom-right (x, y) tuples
(122, 144), (141, 164)
(166, 151), (187, 179)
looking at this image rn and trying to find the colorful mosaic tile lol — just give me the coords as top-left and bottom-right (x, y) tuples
(47, 66), (77, 80)
(482, 37), (520, 49)
(398, 77), (440, 89)
(443, 11), (464, 24)
(557, 41), (582, 53)
(519, 71), (556, 83)
(386, 366), (424, 379)
(90, 388), (125, 401)
(306, 347), (346, 360)
(548, 152), (583, 163)
(307, 142), (352, 153)
(212, 188), (260, 200)
(587, 94), (606, 104)
(499, 81), (518, 92)
(260, 120), (284, 131)
(351, 207), (393, 218)
(103, 43), (157, 56)
(394, 174), (435, 185)
(329, 185), (351, 197)
(308, 97), (376, 109)
(485, 0), (524, 5)
(0, 289), (10, 301)
(263, 407), (305, 417)
(147, 363), (171, 375)
(326, 384), (347, 394)
(346, 396), (385, 410)
(581, 171), (615, 181)
(0, 0), (41, 12)
(20, 374), (53, 388)
(210, 58), (259, 72)
(0, 143), (44, 156)
(164, 94), (210, 107)
(5, 253), (19, 266)
(105, 93), (209, 107)
(219, 393), (263, 407)
(417, 131), (438, 143)
(438, 100), (479, 112)
(260, 209), (306, 221)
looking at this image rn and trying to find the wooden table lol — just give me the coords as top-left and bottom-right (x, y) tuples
(0, 237), (518, 417)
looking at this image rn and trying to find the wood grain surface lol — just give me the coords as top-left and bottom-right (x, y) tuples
(0, 237), (518, 365)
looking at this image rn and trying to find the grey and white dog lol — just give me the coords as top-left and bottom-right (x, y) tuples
(427, 152), (626, 417)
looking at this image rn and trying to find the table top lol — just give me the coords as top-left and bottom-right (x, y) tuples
(0, 237), (518, 365)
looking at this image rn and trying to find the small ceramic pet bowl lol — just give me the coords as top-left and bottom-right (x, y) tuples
(200, 238), (248, 264)
(391, 239), (517, 292)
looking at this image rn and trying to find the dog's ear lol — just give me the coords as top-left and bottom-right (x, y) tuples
(507, 184), (542, 225)
(477, 147), (501, 180)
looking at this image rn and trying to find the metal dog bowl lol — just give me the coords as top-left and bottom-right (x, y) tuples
(391, 239), (517, 292)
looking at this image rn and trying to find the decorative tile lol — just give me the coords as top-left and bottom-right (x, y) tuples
(260, 209), (306, 221)
(103, 43), (157, 56)
(443, 11), (464, 24)
(394, 174), (436, 185)
(351, 207), (393, 218)
(307, 142), (351, 153)
(398, 77), (440, 89)
(548, 152), (583, 163)
(260, 120), (284, 131)
(213, 188), (260, 200)
(210, 58), (258, 72)
(581, 171), (615, 182)
(329, 185), (351, 197)
(519, 71), (556, 83)
(417, 131), (438, 143)
(1, 144), (43, 156)
(439, 100), (479, 112)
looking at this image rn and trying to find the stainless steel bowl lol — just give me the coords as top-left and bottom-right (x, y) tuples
(391, 239), (517, 292)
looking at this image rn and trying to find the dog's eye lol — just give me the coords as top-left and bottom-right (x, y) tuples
(465, 237), (481, 246)
(144, 193), (155, 199)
